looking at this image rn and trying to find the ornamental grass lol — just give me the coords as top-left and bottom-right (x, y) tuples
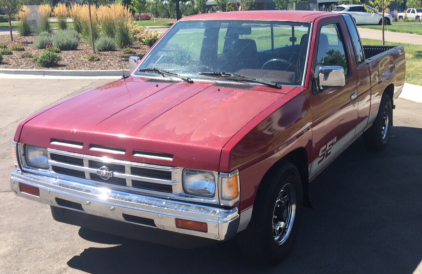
(38, 4), (51, 33)
(54, 3), (68, 30)
(17, 6), (31, 36)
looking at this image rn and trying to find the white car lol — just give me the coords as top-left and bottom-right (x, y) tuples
(397, 8), (422, 22)
(333, 4), (393, 25)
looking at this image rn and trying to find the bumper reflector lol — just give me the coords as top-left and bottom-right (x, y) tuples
(175, 218), (208, 233)
(19, 183), (40, 196)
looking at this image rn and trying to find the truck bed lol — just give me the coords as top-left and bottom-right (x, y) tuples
(363, 45), (404, 61)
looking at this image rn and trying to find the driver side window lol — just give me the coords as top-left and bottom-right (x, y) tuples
(315, 23), (349, 75)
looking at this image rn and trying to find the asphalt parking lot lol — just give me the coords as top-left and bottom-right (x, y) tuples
(1, 79), (422, 274)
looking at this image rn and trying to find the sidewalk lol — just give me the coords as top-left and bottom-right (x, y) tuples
(357, 27), (422, 45)
(401, 83), (422, 103)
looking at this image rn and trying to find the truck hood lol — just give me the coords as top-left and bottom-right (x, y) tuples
(19, 77), (285, 170)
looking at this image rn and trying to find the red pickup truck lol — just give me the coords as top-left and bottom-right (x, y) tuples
(11, 11), (405, 265)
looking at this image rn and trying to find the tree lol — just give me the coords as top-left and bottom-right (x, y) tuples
(364, 0), (402, 45)
(172, 0), (189, 20)
(274, 0), (308, 10)
(406, 0), (422, 8)
(216, 0), (228, 11)
(130, 0), (147, 18)
(241, 0), (255, 10)
(0, 0), (22, 42)
(197, 0), (207, 13)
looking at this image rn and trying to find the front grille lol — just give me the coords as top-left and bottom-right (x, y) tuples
(48, 150), (178, 195)
(52, 166), (85, 178)
(131, 167), (171, 180)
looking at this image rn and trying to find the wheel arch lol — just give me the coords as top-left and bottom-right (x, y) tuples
(257, 147), (311, 209)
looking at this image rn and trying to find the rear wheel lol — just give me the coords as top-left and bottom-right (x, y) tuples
(237, 162), (303, 265)
(363, 94), (392, 151)
(380, 18), (390, 25)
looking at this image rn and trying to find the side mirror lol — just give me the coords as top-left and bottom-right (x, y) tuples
(318, 66), (345, 90)
(129, 56), (141, 72)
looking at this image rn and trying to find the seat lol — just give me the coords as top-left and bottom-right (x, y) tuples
(222, 39), (258, 72)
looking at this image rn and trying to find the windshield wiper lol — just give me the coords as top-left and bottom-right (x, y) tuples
(138, 68), (193, 83)
(199, 72), (282, 89)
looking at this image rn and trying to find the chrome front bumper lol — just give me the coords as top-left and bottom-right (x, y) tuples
(10, 170), (239, 241)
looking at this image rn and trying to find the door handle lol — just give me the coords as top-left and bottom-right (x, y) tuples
(351, 93), (357, 100)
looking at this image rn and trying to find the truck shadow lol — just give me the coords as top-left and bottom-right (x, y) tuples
(67, 126), (422, 274)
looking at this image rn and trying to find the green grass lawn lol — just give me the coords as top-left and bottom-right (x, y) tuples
(360, 24), (422, 35)
(0, 22), (18, 27)
(362, 38), (422, 86)
(134, 21), (172, 27)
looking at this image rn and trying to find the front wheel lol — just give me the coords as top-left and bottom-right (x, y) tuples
(237, 162), (303, 265)
(363, 94), (392, 151)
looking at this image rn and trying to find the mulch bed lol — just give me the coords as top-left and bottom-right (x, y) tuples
(0, 34), (149, 70)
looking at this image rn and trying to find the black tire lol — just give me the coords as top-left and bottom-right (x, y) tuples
(363, 94), (392, 151)
(237, 162), (303, 265)
(385, 18), (391, 25)
(416, 16), (420, 22)
(399, 16), (403, 21)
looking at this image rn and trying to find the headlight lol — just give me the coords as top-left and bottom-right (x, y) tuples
(183, 169), (216, 197)
(25, 145), (49, 169)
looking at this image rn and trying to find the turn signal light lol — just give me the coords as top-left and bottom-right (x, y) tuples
(175, 218), (208, 232)
(19, 183), (40, 196)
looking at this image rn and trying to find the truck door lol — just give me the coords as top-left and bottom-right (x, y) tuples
(343, 14), (371, 134)
(309, 21), (358, 179)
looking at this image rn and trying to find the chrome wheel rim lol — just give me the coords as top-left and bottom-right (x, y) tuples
(381, 105), (389, 141)
(272, 183), (296, 245)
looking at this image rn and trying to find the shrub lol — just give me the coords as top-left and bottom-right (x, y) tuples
(36, 51), (61, 67)
(34, 33), (53, 49)
(21, 52), (33, 58)
(0, 49), (12, 55)
(53, 30), (80, 50)
(404, 16), (410, 22)
(143, 31), (159, 47)
(54, 3), (68, 30)
(95, 36), (116, 51)
(87, 55), (100, 61)
(38, 4), (52, 33)
(11, 45), (25, 51)
(18, 6), (31, 36)
(0, 43), (6, 49)
(393, 16), (398, 22)
(44, 46), (61, 53)
(0, 54), (3, 63)
(132, 25), (159, 47)
(116, 20), (133, 48)
(122, 48), (136, 54)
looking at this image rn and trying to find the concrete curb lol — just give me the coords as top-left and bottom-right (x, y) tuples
(0, 69), (129, 79)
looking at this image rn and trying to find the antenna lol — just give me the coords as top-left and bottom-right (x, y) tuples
(111, 3), (129, 79)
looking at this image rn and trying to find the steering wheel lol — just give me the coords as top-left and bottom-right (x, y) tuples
(261, 59), (294, 70)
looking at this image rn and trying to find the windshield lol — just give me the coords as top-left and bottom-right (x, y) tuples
(333, 7), (345, 11)
(136, 20), (311, 86)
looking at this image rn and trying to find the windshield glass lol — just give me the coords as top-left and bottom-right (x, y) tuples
(333, 7), (345, 11)
(136, 20), (311, 86)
